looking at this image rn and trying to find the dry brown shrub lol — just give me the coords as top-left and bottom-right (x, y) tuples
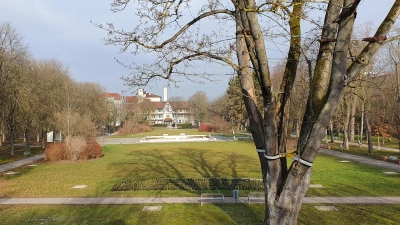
(204, 116), (231, 133)
(137, 124), (152, 132)
(79, 140), (103, 160)
(199, 123), (212, 132)
(44, 139), (103, 162)
(44, 142), (68, 162)
(119, 121), (152, 135)
(131, 127), (140, 134)
(64, 136), (86, 161)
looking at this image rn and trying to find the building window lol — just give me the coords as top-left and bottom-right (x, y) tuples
(158, 109), (162, 113)
(158, 115), (162, 119)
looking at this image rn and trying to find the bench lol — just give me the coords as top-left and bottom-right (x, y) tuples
(200, 193), (224, 205)
(23, 151), (31, 157)
(248, 192), (265, 204)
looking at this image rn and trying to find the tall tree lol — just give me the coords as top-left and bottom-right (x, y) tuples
(188, 91), (209, 126)
(98, 1), (400, 223)
(0, 22), (29, 155)
(33, 59), (72, 147)
(226, 75), (249, 130)
(382, 24), (400, 150)
(168, 96), (187, 125)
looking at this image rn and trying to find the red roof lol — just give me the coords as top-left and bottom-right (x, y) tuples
(153, 102), (166, 109)
(164, 118), (172, 122)
(123, 96), (136, 103)
(105, 93), (121, 100)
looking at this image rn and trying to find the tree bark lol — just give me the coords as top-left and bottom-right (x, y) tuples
(364, 107), (374, 154)
(25, 128), (31, 154)
(343, 95), (351, 150)
(9, 122), (15, 156)
(350, 94), (357, 141)
(360, 101), (364, 142)
(41, 129), (46, 149)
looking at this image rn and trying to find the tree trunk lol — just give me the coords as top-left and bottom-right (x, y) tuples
(360, 101), (364, 142)
(350, 94), (357, 141)
(9, 123), (15, 156)
(397, 123), (400, 153)
(364, 108), (373, 155)
(343, 129), (349, 150)
(343, 95), (351, 150)
(25, 128), (31, 154)
(0, 122), (2, 147)
(41, 129), (46, 149)
(37, 129), (40, 143)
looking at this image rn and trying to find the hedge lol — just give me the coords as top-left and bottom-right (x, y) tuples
(111, 177), (263, 191)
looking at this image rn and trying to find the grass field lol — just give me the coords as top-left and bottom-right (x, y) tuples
(1, 132), (400, 224)
(1, 141), (400, 198)
(1, 204), (400, 225)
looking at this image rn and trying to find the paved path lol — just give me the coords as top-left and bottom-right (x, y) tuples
(0, 154), (44, 173)
(320, 149), (400, 171)
(96, 137), (141, 146)
(1, 196), (400, 205)
(334, 139), (400, 153)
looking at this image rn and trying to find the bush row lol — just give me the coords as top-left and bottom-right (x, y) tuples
(44, 138), (103, 162)
(111, 177), (264, 191)
(152, 124), (168, 127)
(119, 123), (152, 136)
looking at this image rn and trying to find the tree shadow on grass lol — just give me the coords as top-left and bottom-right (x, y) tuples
(109, 147), (257, 191)
(216, 204), (265, 225)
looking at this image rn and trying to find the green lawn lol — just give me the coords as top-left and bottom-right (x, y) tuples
(1, 204), (399, 225)
(1, 141), (399, 197)
(1, 139), (400, 224)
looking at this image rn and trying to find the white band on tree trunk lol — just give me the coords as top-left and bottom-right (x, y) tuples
(256, 149), (265, 153)
(292, 156), (313, 167)
(264, 154), (281, 160)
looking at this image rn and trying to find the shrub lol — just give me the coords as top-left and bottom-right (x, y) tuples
(179, 122), (193, 129)
(137, 123), (152, 132)
(44, 138), (103, 162)
(152, 124), (168, 127)
(207, 116), (231, 133)
(79, 139), (103, 160)
(119, 121), (152, 135)
(199, 123), (212, 132)
(44, 142), (68, 162)
(111, 177), (264, 191)
(64, 136), (86, 161)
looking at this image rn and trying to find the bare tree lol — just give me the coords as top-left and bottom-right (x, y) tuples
(0, 22), (29, 155)
(97, 0), (400, 223)
(168, 96), (187, 125)
(188, 91), (209, 127)
(33, 59), (72, 147)
(381, 24), (400, 150)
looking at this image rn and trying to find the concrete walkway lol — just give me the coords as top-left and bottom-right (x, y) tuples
(0, 154), (44, 173)
(334, 139), (400, 153)
(1, 196), (400, 205)
(319, 149), (400, 171)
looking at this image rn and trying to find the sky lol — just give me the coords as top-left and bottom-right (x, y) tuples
(0, 0), (396, 101)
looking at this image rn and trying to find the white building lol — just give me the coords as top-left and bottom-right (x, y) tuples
(105, 87), (194, 126)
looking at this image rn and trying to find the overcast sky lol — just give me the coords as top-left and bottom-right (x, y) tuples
(1, 1), (395, 100)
